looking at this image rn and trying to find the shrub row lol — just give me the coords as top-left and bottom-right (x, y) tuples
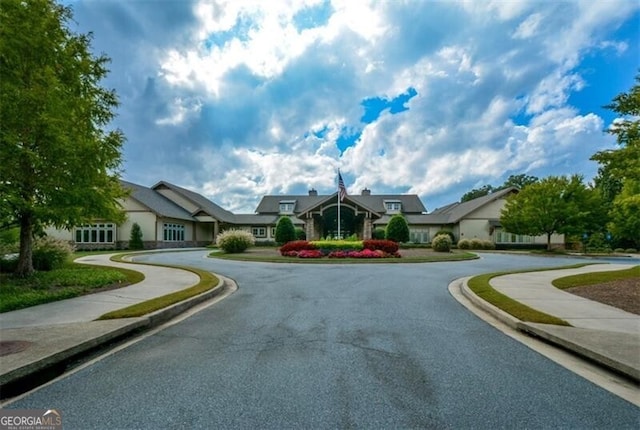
(279, 239), (401, 258)
(457, 238), (496, 250)
(362, 239), (399, 254)
(432, 234), (452, 252)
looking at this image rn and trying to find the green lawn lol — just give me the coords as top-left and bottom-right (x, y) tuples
(552, 265), (640, 289)
(0, 261), (144, 313)
(466, 264), (593, 326)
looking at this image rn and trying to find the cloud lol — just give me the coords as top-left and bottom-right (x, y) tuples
(65, 0), (639, 212)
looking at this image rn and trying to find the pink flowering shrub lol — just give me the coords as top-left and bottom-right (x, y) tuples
(297, 249), (324, 258)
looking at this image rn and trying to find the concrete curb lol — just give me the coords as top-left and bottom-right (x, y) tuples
(0, 277), (230, 393)
(458, 278), (639, 383)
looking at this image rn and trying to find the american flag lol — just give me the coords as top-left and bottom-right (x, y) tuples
(338, 171), (347, 201)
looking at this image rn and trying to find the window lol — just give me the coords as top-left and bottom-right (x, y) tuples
(270, 227), (276, 238)
(409, 229), (430, 244)
(495, 231), (533, 243)
(252, 227), (266, 238)
(385, 201), (402, 213)
(163, 223), (185, 241)
(74, 224), (115, 244)
(279, 200), (295, 213)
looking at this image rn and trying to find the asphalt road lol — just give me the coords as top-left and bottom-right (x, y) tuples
(10, 251), (640, 429)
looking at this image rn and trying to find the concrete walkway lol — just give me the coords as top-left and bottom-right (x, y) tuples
(461, 263), (640, 382)
(0, 253), (200, 329)
(0, 252), (228, 393)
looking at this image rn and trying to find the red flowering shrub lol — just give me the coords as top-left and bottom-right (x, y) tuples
(280, 240), (316, 255)
(327, 249), (395, 258)
(297, 249), (323, 258)
(362, 239), (399, 254)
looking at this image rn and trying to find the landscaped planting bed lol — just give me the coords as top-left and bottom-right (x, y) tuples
(279, 240), (400, 259)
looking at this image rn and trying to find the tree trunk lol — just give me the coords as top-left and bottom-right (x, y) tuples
(546, 232), (552, 251)
(15, 213), (34, 277)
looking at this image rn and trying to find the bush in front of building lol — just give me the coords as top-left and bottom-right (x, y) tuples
(435, 230), (455, 242)
(482, 240), (496, 250)
(279, 240), (316, 255)
(469, 238), (484, 250)
(295, 227), (306, 241)
(457, 239), (471, 249)
(129, 222), (144, 250)
(362, 239), (399, 254)
(32, 236), (75, 271)
(275, 216), (296, 245)
(431, 234), (452, 252)
(372, 228), (386, 240)
(385, 214), (410, 243)
(216, 229), (255, 253)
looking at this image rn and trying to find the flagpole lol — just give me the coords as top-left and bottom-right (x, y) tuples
(337, 188), (341, 239)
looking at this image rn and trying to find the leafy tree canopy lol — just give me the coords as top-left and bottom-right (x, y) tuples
(500, 175), (603, 250)
(460, 174), (539, 202)
(591, 73), (640, 182)
(275, 216), (296, 244)
(0, 0), (127, 275)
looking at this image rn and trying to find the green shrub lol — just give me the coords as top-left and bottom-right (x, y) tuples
(0, 255), (19, 273)
(372, 228), (386, 240)
(216, 229), (255, 253)
(625, 248), (638, 253)
(295, 227), (306, 241)
(457, 239), (471, 249)
(469, 238), (484, 250)
(32, 236), (75, 271)
(310, 240), (363, 252)
(482, 240), (496, 250)
(435, 230), (455, 242)
(275, 216), (296, 244)
(385, 214), (410, 243)
(432, 234), (452, 252)
(129, 222), (144, 250)
(614, 248), (625, 253)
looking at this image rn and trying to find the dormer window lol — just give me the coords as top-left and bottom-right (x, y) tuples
(384, 200), (402, 213)
(279, 200), (295, 214)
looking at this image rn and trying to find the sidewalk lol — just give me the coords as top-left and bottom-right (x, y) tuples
(461, 263), (640, 382)
(0, 252), (227, 396)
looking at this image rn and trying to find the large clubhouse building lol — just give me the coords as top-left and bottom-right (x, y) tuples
(47, 180), (562, 249)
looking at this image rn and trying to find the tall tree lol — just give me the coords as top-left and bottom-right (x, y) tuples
(0, 0), (127, 276)
(608, 179), (640, 248)
(460, 185), (494, 202)
(591, 73), (640, 182)
(502, 174), (539, 189)
(500, 175), (601, 250)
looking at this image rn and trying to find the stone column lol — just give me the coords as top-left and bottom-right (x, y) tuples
(363, 218), (372, 240)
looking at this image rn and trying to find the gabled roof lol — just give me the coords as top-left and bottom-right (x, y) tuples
(152, 181), (237, 223)
(255, 192), (426, 216)
(233, 214), (305, 226)
(121, 181), (195, 221)
(428, 187), (518, 223)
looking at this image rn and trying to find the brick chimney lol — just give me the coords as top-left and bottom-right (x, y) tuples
(361, 188), (371, 196)
(308, 189), (318, 196)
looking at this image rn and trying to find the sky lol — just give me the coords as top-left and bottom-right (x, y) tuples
(63, 0), (639, 213)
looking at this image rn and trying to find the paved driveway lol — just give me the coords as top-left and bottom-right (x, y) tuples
(10, 251), (639, 428)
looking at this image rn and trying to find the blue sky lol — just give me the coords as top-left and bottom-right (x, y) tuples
(64, 0), (639, 213)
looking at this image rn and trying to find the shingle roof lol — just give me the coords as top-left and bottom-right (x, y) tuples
(121, 180), (195, 221)
(428, 187), (518, 223)
(152, 181), (237, 223)
(255, 192), (426, 216)
(233, 214), (305, 225)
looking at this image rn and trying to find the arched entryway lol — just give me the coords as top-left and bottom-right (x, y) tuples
(317, 205), (364, 239)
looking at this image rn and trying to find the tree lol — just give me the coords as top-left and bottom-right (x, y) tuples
(608, 179), (640, 248)
(385, 214), (410, 243)
(0, 0), (127, 276)
(460, 185), (494, 202)
(129, 223), (144, 250)
(502, 174), (539, 189)
(591, 73), (640, 247)
(275, 216), (296, 245)
(500, 175), (601, 250)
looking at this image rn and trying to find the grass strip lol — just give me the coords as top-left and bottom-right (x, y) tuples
(552, 265), (639, 290)
(0, 262), (144, 313)
(467, 264), (593, 326)
(210, 251), (478, 263)
(97, 258), (219, 319)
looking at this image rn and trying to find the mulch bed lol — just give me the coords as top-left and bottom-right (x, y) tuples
(566, 278), (640, 315)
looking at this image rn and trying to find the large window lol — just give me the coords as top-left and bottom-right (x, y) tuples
(163, 223), (185, 241)
(75, 224), (115, 244)
(495, 231), (533, 244)
(252, 227), (266, 238)
(409, 229), (430, 244)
